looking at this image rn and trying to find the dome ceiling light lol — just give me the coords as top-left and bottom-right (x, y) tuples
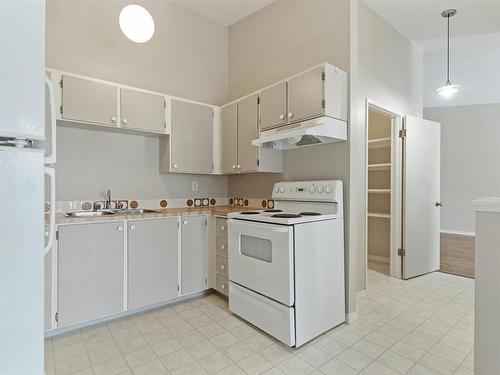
(119, 4), (155, 43)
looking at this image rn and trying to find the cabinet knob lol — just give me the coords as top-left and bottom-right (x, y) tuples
(183, 220), (188, 225)
(130, 224), (135, 230)
(122, 118), (128, 125)
(221, 284), (226, 289)
(232, 165), (236, 170)
(279, 114), (285, 120)
(237, 165), (241, 169)
(221, 244), (225, 250)
(221, 264), (225, 270)
(117, 225), (123, 231)
(173, 164), (178, 169)
(435, 201), (443, 207)
(288, 112), (293, 118)
(221, 226), (225, 231)
(111, 116), (117, 123)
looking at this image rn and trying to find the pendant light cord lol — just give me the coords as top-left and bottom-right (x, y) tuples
(447, 14), (450, 84)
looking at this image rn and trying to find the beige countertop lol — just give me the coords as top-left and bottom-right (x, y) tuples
(50, 206), (258, 225)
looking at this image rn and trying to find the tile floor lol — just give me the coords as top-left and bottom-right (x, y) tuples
(45, 269), (474, 374)
(368, 260), (390, 276)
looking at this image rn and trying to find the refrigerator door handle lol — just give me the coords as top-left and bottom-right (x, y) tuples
(44, 167), (56, 255)
(45, 73), (56, 164)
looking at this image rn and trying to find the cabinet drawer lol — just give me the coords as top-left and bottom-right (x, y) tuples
(216, 254), (228, 277)
(216, 217), (228, 237)
(216, 236), (228, 256)
(216, 274), (228, 296)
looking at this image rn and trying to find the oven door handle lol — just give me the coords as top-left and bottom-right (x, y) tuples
(227, 219), (290, 233)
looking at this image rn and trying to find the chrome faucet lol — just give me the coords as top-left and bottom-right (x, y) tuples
(105, 189), (112, 209)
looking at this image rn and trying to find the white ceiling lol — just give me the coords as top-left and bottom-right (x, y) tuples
(174, 0), (275, 26)
(363, 0), (500, 107)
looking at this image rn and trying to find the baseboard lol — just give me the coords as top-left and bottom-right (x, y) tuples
(368, 255), (390, 264)
(45, 289), (213, 338)
(357, 289), (367, 298)
(440, 229), (475, 237)
(346, 311), (359, 323)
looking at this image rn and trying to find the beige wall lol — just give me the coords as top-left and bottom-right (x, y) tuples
(46, 0), (228, 201)
(227, 0), (349, 197)
(424, 103), (500, 234)
(350, 0), (423, 291)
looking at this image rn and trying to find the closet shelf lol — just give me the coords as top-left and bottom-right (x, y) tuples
(368, 189), (391, 194)
(368, 163), (391, 171)
(368, 212), (390, 218)
(368, 137), (391, 149)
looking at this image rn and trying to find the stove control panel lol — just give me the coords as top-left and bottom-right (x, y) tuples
(272, 180), (342, 202)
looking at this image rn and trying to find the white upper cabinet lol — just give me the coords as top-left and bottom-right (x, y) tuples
(287, 66), (325, 123)
(163, 99), (214, 174)
(237, 94), (260, 173)
(259, 82), (287, 131)
(120, 88), (166, 133)
(61, 74), (118, 127)
(220, 102), (238, 174)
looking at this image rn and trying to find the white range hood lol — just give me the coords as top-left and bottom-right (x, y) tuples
(252, 116), (347, 150)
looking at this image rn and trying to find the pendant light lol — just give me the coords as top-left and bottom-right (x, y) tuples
(436, 9), (460, 97)
(119, 4), (155, 43)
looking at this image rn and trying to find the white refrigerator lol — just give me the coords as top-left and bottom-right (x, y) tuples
(0, 1), (55, 374)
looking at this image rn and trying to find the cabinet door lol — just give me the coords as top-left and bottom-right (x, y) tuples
(128, 218), (178, 309)
(287, 67), (325, 123)
(171, 100), (213, 174)
(259, 82), (287, 131)
(62, 75), (118, 126)
(181, 216), (207, 295)
(237, 94), (259, 173)
(221, 103), (238, 174)
(58, 222), (125, 327)
(120, 88), (165, 133)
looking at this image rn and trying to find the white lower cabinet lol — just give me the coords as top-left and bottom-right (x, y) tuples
(57, 222), (125, 327)
(128, 218), (179, 310)
(181, 215), (207, 295)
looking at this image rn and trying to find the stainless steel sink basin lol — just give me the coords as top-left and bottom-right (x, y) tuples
(121, 209), (160, 215)
(64, 210), (118, 217)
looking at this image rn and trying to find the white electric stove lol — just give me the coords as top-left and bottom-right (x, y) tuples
(227, 180), (345, 347)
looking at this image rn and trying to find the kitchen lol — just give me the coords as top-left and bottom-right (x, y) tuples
(2, 0), (499, 374)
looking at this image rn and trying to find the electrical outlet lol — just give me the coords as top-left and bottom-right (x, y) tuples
(192, 181), (198, 192)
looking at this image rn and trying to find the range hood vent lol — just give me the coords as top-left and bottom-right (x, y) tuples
(252, 116), (347, 150)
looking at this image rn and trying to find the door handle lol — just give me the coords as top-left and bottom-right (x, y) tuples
(435, 201), (443, 207)
(44, 74), (57, 164)
(44, 167), (56, 256)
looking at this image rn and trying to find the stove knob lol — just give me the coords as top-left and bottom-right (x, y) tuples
(274, 186), (280, 193)
(279, 186), (285, 193)
(325, 185), (333, 193)
(318, 185), (324, 193)
(309, 186), (316, 193)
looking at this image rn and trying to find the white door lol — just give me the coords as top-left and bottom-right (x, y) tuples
(228, 219), (294, 306)
(402, 116), (441, 279)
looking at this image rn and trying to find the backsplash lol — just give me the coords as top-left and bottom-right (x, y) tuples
(53, 197), (273, 213)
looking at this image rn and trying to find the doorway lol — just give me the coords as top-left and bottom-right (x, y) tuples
(365, 100), (403, 281)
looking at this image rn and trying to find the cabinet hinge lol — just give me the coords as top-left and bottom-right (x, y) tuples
(398, 248), (406, 257)
(321, 99), (325, 109)
(177, 285), (180, 292)
(164, 100), (166, 108)
(321, 71), (325, 81)
(212, 111), (214, 118)
(205, 277), (208, 285)
(399, 129), (406, 138)
(54, 312), (59, 323)
(177, 222), (179, 229)
(212, 163), (214, 171)
(256, 158), (260, 167)
(205, 218), (208, 226)
(59, 78), (63, 88)
(59, 105), (63, 115)
(56, 230), (59, 241)
(257, 96), (260, 105)
(164, 121), (167, 128)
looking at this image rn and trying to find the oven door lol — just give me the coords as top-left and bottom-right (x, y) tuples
(228, 219), (294, 306)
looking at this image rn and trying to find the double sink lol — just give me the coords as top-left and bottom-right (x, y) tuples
(64, 209), (160, 218)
